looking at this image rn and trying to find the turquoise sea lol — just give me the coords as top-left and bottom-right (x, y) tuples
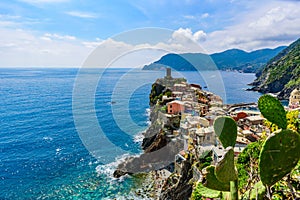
(0, 68), (261, 199)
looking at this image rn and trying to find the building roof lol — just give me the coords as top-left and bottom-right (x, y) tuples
(245, 115), (265, 122)
(172, 91), (183, 95)
(167, 100), (185, 105)
(213, 146), (226, 158)
(174, 83), (186, 87)
(291, 88), (300, 96)
(242, 130), (253, 135)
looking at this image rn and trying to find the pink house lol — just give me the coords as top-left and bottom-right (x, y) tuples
(167, 100), (185, 114)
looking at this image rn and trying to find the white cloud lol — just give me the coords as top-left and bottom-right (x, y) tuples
(0, 28), (91, 67)
(43, 33), (76, 40)
(183, 15), (196, 20)
(200, 1), (300, 52)
(0, 26), (209, 67)
(172, 28), (207, 43)
(201, 13), (209, 19)
(65, 11), (98, 19)
(183, 13), (209, 21)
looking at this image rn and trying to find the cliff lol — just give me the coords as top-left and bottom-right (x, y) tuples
(250, 38), (300, 99)
(114, 80), (184, 178)
(113, 73), (212, 199)
(159, 158), (194, 200)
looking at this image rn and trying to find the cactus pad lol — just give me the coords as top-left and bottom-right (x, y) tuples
(193, 183), (221, 198)
(215, 148), (238, 182)
(258, 94), (287, 129)
(214, 116), (237, 148)
(243, 181), (266, 200)
(203, 166), (230, 191)
(259, 129), (300, 186)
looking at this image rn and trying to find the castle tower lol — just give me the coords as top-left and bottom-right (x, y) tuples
(165, 67), (172, 79)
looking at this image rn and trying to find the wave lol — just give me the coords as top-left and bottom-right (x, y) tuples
(42, 136), (53, 141)
(95, 153), (138, 178)
(133, 131), (145, 144)
(145, 108), (150, 117)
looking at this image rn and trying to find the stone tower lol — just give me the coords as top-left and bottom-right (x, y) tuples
(165, 67), (172, 79)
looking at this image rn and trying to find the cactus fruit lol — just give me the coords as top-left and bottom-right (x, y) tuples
(259, 129), (300, 186)
(203, 166), (230, 191)
(258, 94), (287, 129)
(215, 147), (238, 183)
(213, 116), (237, 148)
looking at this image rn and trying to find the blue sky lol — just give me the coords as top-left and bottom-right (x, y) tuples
(1, 0), (300, 67)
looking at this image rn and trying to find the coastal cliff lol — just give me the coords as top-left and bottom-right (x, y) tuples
(250, 37), (300, 99)
(159, 157), (193, 200)
(113, 70), (220, 199)
(114, 80), (184, 178)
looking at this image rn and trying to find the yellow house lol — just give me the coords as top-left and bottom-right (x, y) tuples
(289, 88), (300, 109)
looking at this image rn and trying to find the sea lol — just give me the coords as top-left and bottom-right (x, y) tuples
(0, 68), (262, 199)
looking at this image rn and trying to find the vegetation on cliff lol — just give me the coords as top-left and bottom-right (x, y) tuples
(251, 38), (300, 99)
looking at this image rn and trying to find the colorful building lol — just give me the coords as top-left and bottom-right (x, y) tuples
(167, 100), (185, 114)
(289, 88), (300, 109)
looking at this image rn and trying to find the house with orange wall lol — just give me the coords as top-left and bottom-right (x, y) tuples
(167, 100), (185, 114)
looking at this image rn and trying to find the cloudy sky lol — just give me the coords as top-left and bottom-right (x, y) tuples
(1, 0), (300, 67)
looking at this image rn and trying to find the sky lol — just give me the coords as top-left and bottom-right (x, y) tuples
(1, 0), (300, 67)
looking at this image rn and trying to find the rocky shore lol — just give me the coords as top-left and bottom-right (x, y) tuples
(113, 69), (221, 199)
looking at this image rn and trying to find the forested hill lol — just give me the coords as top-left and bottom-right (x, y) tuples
(142, 46), (286, 73)
(250, 38), (300, 99)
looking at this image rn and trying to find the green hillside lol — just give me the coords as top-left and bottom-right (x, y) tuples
(142, 47), (286, 73)
(250, 38), (300, 99)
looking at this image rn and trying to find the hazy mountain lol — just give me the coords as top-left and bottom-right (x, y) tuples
(143, 46), (286, 73)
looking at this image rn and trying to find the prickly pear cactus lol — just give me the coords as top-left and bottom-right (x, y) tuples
(258, 94), (287, 129)
(213, 116), (237, 148)
(215, 147), (238, 183)
(259, 129), (300, 186)
(192, 183), (221, 199)
(243, 181), (266, 200)
(203, 166), (230, 191)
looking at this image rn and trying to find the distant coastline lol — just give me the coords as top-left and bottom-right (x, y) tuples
(142, 46), (286, 73)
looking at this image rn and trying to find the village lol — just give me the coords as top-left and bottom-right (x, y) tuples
(150, 68), (300, 183)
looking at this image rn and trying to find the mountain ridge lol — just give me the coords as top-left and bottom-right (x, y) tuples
(250, 38), (300, 99)
(142, 46), (286, 73)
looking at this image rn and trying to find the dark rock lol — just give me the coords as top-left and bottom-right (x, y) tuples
(113, 169), (131, 178)
(159, 159), (193, 200)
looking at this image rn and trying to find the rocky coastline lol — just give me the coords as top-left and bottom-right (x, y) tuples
(113, 73), (200, 199)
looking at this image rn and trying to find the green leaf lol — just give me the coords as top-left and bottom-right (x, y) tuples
(215, 148), (238, 182)
(214, 116), (237, 148)
(258, 94), (287, 129)
(259, 129), (300, 186)
(203, 166), (230, 191)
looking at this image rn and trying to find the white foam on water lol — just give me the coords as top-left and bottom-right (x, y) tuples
(133, 131), (145, 144)
(145, 108), (150, 117)
(95, 153), (139, 178)
(43, 136), (53, 141)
